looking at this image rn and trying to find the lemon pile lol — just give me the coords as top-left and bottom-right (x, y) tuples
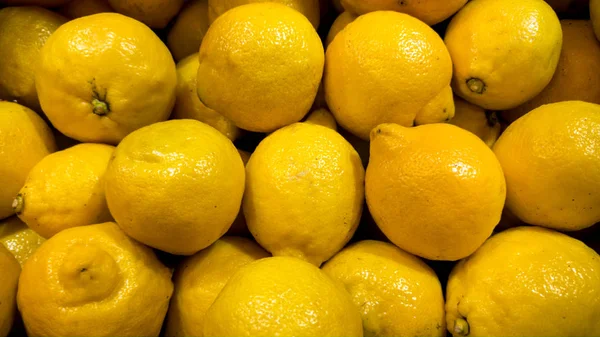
(1, 0), (600, 336)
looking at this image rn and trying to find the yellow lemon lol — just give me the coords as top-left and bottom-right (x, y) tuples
(303, 107), (337, 130)
(366, 123), (506, 260)
(244, 123), (364, 265)
(446, 226), (600, 336)
(340, 0), (466, 25)
(108, 0), (184, 29)
(167, 0), (210, 62)
(325, 11), (454, 140)
(197, 3), (324, 133)
(493, 101), (600, 231)
(450, 96), (501, 148)
(325, 11), (357, 47)
(0, 244), (19, 337)
(36, 13), (176, 144)
(208, 0), (320, 28)
(105, 119), (245, 255)
(165, 237), (269, 336)
(17, 222), (173, 336)
(203, 256), (363, 336)
(0, 102), (56, 220)
(226, 150), (252, 237)
(58, 0), (113, 18)
(0, 217), (45, 266)
(323, 240), (445, 337)
(503, 20), (600, 123)
(14, 143), (114, 239)
(173, 53), (241, 141)
(445, 0), (562, 110)
(0, 7), (66, 111)
(591, 0), (600, 40)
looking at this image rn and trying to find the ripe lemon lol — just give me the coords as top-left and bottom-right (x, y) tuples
(108, 0), (184, 28)
(325, 11), (454, 140)
(58, 0), (113, 18)
(14, 143), (114, 239)
(0, 7), (66, 111)
(203, 256), (363, 336)
(450, 96), (501, 148)
(165, 237), (269, 336)
(197, 3), (324, 133)
(244, 123), (364, 265)
(0, 217), (45, 266)
(592, 0), (600, 40)
(445, 0), (562, 110)
(503, 20), (600, 123)
(105, 120), (245, 255)
(0, 244), (19, 337)
(325, 11), (357, 47)
(446, 226), (600, 336)
(323, 240), (445, 336)
(173, 53), (240, 141)
(493, 101), (600, 231)
(17, 222), (173, 336)
(303, 108), (337, 130)
(208, 0), (320, 28)
(167, 0), (210, 61)
(0, 102), (56, 220)
(36, 13), (177, 144)
(340, 0), (466, 25)
(366, 123), (506, 261)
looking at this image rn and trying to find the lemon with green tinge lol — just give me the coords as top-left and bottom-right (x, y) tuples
(494, 101), (600, 231)
(446, 226), (600, 336)
(0, 244), (19, 337)
(0, 217), (45, 266)
(203, 256), (364, 336)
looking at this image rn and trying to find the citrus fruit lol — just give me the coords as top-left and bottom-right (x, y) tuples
(450, 96), (501, 148)
(0, 244), (19, 337)
(208, 0), (320, 28)
(108, 0), (184, 28)
(340, 0), (466, 25)
(0, 217), (45, 266)
(303, 108), (337, 130)
(325, 11), (357, 47)
(167, 0), (210, 61)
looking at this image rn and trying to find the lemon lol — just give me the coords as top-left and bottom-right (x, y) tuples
(17, 222), (173, 336)
(325, 11), (454, 140)
(203, 256), (363, 336)
(14, 143), (114, 239)
(325, 11), (357, 47)
(36, 13), (176, 144)
(503, 20), (600, 123)
(446, 226), (600, 336)
(450, 96), (501, 148)
(245, 123), (364, 265)
(0, 217), (45, 266)
(197, 3), (324, 133)
(0, 244), (19, 337)
(493, 101), (600, 231)
(0, 7), (66, 111)
(105, 119), (245, 255)
(208, 0), (320, 28)
(366, 123), (506, 261)
(323, 240), (445, 336)
(108, 0), (184, 28)
(58, 0), (113, 18)
(165, 237), (269, 336)
(340, 0), (466, 25)
(226, 150), (252, 237)
(0, 102), (56, 220)
(173, 53), (241, 141)
(303, 107), (337, 130)
(167, 0), (210, 61)
(592, 0), (600, 40)
(445, 0), (562, 110)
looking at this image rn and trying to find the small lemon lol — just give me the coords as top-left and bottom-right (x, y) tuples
(0, 7), (66, 111)
(244, 123), (364, 265)
(592, 0), (600, 40)
(208, 0), (320, 28)
(325, 11), (357, 47)
(36, 13), (176, 144)
(340, 0), (466, 25)
(445, 0), (562, 110)
(173, 53), (241, 141)
(0, 217), (45, 266)
(165, 237), (269, 336)
(17, 222), (173, 336)
(323, 240), (445, 337)
(14, 143), (114, 239)
(303, 107), (337, 130)
(58, 0), (113, 19)
(108, 0), (184, 28)
(167, 0), (210, 61)
(197, 3), (324, 133)
(105, 119), (245, 255)
(450, 96), (501, 148)
(493, 101), (600, 231)
(446, 226), (600, 336)
(325, 11), (454, 140)
(0, 102), (56, 220)
(0, 244), (19, 337)
(203, 256), (364, 336)
(366, 123), (506, 260)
